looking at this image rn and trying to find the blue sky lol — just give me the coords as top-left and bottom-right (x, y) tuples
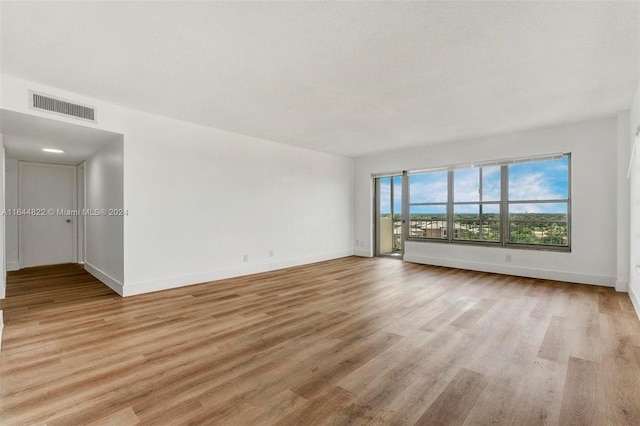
(379, 155), (569, 215)
(507, 156), (568, 213)
(379, 176), (402, 215)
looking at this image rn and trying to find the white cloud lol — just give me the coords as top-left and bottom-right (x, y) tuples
(454, 169), (479, 202)
(400, 162), (566, 215)
(379, 178), (403, 214)
(509, 172), (563, 201)
(409, 174), (448, 203)
(453, 166), (501, 202)
(379, 180), (391, 213)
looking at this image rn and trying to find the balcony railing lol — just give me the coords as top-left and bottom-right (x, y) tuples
(392, 219), (403, 252)
(453, 219), (501, 242)
(407, 217), (568, 246)
(509, 218), (568, 246)
(409, 220), (448, 239)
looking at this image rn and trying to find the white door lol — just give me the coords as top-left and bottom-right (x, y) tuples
(19, 162), (76, 268)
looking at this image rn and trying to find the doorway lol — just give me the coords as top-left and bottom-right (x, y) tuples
(18, 162), (77, 267)
(375, 174), (404, 257)
(0, 109), (125, 304)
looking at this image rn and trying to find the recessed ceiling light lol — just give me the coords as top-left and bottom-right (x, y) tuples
(42, 148), (64, 154)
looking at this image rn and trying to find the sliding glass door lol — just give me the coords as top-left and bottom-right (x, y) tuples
(375, 175), (404, 257)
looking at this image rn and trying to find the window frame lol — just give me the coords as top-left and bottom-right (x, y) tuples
(405, 153), (571, 252)
(407, 170), (450, 241)
(504, 154), (571, 251)
(452, 166), (502, 244)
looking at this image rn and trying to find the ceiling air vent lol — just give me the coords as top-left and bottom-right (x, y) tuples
(29, 91), (96, 122)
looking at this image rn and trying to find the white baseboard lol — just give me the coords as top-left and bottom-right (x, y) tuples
(0, 310), (3, 351)
(615, 280), (629, 292)
(354, 249), (372, 257)
(84, 262), (124, 296)
(123, 250), (353, 297)
(629, 284), (640, 321)
(6, 261), (19, 272)
(403, 254), (615, 287)
(266, 250), (354, 272)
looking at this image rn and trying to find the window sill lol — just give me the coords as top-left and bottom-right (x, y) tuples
(406, 238), (571, 253)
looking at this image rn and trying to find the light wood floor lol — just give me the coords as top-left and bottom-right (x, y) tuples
(1, 258), (640, 425)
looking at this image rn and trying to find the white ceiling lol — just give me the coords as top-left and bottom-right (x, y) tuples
(1, 1), (638, 158)
(0, 110), (121, 165)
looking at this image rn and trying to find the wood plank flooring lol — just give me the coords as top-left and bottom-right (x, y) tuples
(1, 257), (640, 425)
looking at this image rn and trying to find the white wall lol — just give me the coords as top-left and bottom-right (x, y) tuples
(0, 134), (3, 349)
(4, 158), (18, 271)
(122, 117), (354, 295)
(617, 111), (631, 292)
(0, 75), (354, 296)
(355, 117), (619, 286)
(629, 84), (640, 317)
(84, 137), (124, 290)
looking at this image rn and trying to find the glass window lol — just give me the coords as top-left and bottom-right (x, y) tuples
(508, 203), (568, 246)
(454, 168), (480, 203)
(410, 171), (448, 203)
(405, 153), (570, 250)
(409, 204), (447, 239)
(409, 171), (448, 240)
(507, 155), (570, 247)
(452, 166), (501, 243)
(509, 156), (569, 201)
(482, 166), (501, 202)
(454, 204), (501, 242)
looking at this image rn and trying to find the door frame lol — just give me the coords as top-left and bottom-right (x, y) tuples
(18, 161), (78, 268)
(374, 177), (381, 256)
(374, 172), (407, 258)
(77, 162), (86, 264)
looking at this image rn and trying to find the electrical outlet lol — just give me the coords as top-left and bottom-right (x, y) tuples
(243, 254), (248, 262)
(505, 254), (512, 263)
